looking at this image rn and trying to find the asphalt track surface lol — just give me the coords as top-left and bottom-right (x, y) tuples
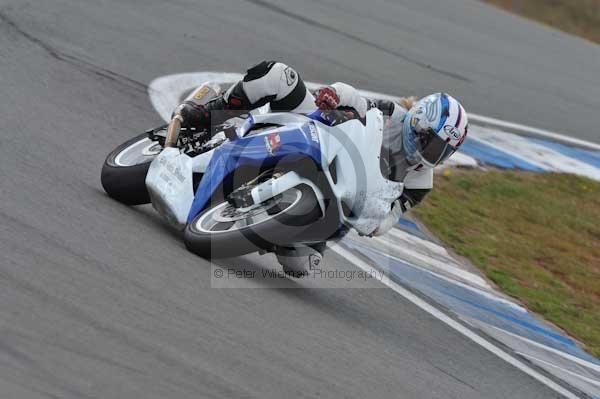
(0, 0), (597, 398)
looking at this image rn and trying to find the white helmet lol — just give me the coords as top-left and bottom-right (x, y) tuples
(401, 93), (468, 168)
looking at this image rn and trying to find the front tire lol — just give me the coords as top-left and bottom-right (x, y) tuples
(101, 133), (161, 205)
(184, 185), (321, 258)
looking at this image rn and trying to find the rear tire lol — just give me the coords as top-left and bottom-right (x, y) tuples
(101, 133), (159, 205)
(184, 185), (321, 258)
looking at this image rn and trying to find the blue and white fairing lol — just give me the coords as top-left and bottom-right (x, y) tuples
(311, 109), (405, 235)
(186, 114), (323, 224)
(147, 108), (404, 236)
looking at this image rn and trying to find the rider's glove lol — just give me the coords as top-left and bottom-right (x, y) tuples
(172, 101), (210, 130)
(315, 86), (340, 110)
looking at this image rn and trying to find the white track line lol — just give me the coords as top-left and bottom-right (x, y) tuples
(467, 114), (600, 152)
(485, 324), (600, 374)
(148, 72), (600, 152)
(468, 130), (600, 181)
(517, 353), (600, 388)
(356, 236), (528, 312)
(329, 244), (581, 399)
(371, 233), (491, 289)
(309, 83), (600, 152)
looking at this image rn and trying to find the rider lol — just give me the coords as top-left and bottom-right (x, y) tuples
(173, 61), (468, 271)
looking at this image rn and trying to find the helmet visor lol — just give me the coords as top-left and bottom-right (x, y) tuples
(419, 129), (456, 165)
(403, 124), (455, 166)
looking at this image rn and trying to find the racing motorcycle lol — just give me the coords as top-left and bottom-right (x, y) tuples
(101, 83), (403, 275)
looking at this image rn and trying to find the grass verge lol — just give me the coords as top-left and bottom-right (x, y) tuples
(482, 0), (600, 44)
(413, 170), (600, 358)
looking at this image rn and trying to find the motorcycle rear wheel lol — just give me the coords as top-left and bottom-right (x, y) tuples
(101, 133), (161, 205)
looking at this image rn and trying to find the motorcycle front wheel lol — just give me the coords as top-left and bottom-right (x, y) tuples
(184, 185), (322, 258)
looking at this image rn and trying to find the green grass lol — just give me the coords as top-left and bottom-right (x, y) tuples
(414, 170), (600, 358)
(483, 0), (600, 44)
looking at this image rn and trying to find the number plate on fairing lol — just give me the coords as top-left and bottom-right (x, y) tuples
(145, 148), (195, 229)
